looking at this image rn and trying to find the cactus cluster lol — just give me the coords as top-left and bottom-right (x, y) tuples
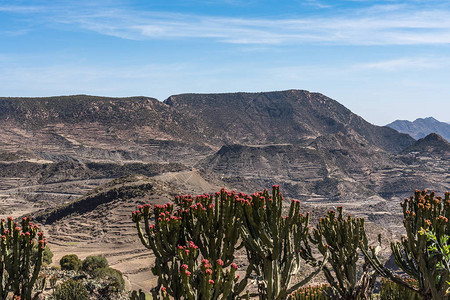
(132, 187), (450, 300)
(173, 241), (240, 299)
(238, 186), (324, 299)
(132, 185), (327, 299)
(310, 206), (377, 300)
(132, 190), (244, 298)
(0, 216), (46, 300)
(363, 190), (450, 300)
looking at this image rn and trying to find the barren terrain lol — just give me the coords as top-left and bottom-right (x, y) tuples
(0, 90), (448, 292)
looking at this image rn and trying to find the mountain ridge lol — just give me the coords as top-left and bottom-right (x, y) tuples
(164, 89), (414, 153)
(386, 117), (450, 142)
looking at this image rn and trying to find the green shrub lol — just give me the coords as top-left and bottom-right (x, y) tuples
(93, 267), (125, 292)
(60, 254), (82, 271)
(82, 255), (109, 274)
(53, 279), (89, 300)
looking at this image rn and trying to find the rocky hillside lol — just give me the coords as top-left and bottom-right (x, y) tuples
(0, 95), (215, 166)
(0, 90), (444, 209)
(165, 90), (414, 153)
(402, 133), (450, 156)
(0, 90), (447, 293)
(198, 132), (448, 201)
(387, 117), (450, 142)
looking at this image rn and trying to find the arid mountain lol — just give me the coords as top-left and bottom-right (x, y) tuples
(402, 133), (450, 156)
(165, 90), (414, 153)
(1, 90), (447, 292)
(0, 90), (443, 207)
(198, 132), (447, 201)
(0, 95), (214, 166)
(387, 117), (450, 142)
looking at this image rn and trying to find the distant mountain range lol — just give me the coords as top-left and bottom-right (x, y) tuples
(1, 89), (448, 291)
(386, 117), (450, 142)
(0, 90), (448, 214)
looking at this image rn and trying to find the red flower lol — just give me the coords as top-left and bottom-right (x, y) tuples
(181, 264), (189, 270)
(208, 279), (214, 285)
(231, 263), (238, 269)
(217, 259), (224, 266)
(205, 269), (213, 275)
(161, 286), (167, 292)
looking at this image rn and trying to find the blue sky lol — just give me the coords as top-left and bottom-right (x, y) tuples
(1, 0), (449, 125)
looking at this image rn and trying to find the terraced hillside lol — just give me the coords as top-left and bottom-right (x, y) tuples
(0, 90), (448, 291)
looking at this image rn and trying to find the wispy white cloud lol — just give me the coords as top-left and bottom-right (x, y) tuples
(50, 4), (450, 46)
(303, 0), (333, 9)
(2, 2), (450, 46)
(0, 5), (43, 13)
(354, 57), (450, 71)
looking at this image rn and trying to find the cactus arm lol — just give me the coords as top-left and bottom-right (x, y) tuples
(287, 251), (329, 295)
(361, 243), (419, 293)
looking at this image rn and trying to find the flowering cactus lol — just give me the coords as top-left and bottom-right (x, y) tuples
(173, 242), (240, 299)
(132, 203), (185, 298)
(363, 190), (450, 300)
(288, 284), (329, 300)
(237, 185), (325, 299)
(310, 207), (377, 300)
(132, 190), (244, 298)
(0, 216), (46, 300)
(174, 190), (241, 268)
(138, 241), (240, 300)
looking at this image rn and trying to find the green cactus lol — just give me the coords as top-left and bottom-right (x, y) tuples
(237, 185), (326, 299)
(132, 202), (184, 298)
(174, 190), (241, 268)
(171, 241), (240, 299)
(132, 190), (244, 298)
(380, 278), (420, 300)
(288, 284), (330, 300)
(363, 190), (450, 300)
(309, 207), (377, 300)
(0, 216), (46, 300)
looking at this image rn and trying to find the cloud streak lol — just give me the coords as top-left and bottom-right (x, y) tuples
(50, 4), (450, 46)
(2, 2), (450, 46)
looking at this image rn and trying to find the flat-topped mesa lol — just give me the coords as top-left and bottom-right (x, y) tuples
(1, 90), (414, 153)
(164, 89), (414, 153)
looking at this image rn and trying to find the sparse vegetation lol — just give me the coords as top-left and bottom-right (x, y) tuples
(60, 254), (82, 271)
(82, 255), (109, 275)
(288, 284), (329, 300)
(93, 267), (126, 292)
(53, 279), (89, 300)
